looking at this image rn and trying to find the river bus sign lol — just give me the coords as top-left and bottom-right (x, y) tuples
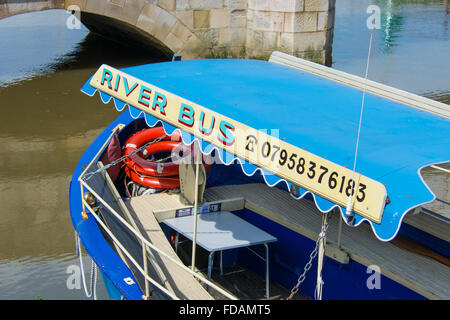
(89, 65), (387, 223)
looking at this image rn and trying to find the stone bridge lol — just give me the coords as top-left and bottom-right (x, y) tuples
(0, 0), (335, 64)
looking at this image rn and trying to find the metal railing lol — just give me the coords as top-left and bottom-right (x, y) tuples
(77, 126), (238, 300)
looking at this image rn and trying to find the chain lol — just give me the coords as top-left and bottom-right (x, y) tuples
(82, 134), (168, 182)
(287, 212), (329, 300)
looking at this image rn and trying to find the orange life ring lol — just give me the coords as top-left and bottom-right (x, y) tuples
(124, 166), (180, 189)
(123, 126), (211, 190)
(123, 127), (182, 177)
(133, 140), (183, 177)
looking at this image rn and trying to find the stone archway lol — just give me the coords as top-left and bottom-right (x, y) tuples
(1, 0), (336, 64)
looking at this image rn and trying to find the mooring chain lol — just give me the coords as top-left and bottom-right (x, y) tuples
(287, 212), (329, 300)
(82, 134), (168, 182)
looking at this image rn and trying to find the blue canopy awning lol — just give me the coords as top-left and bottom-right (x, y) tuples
(81, 58), (449, 241)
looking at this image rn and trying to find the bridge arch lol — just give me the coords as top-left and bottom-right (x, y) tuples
(1, 0), (336, 64)
(0, 0), (205, 59)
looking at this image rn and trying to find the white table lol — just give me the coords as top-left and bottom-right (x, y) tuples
(162, 211), (277, 299)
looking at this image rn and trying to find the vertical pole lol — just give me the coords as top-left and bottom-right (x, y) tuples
(191, 143), (201, 271)
(220, 251), (223, 276)
(265, 243), (269, 300)
(142, 243), (150, 299)
(80, 182), (88, 220)
(445, 0), (449, 13)
(316, 237), (324, 300)
(337, 212), (343, 249)
(174, 232), (179, 254)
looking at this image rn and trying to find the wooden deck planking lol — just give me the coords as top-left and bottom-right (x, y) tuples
(403, 212), (450, 243)
(125, 193), (214, 300)
(204, 183), (450, 300)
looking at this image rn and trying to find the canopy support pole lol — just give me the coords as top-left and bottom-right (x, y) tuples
(337, 211), (343, 249)
(191, 144), (201, 272)
(315, 213), (328, 300)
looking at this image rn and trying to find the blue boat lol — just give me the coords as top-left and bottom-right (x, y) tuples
(69, 51), (449, 300)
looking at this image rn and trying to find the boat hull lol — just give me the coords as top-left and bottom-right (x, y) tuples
(70, 112), (433, 300)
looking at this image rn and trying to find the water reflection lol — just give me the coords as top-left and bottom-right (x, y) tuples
(376, 0), (404, 50)
(0, 9), (169, 299)
(0, 254), (108, 300)
(333, 0), (450, 96)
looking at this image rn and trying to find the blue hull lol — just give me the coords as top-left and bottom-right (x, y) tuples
(69, 111), (143, 300)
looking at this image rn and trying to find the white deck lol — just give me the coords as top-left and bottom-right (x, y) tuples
(125, 194), (214, 300)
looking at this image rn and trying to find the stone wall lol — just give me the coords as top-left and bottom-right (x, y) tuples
(0, 0), (335, 64)
(171, 0), (335, 63)
(246, 0), (335, 63)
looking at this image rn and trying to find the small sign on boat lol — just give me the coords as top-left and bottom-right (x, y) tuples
(176, 203), (222, 218)
(89, 65), (387, 223)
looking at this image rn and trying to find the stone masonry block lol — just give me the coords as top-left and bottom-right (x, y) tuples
(179, 33), (207, 59)
(195, 28), (219, 47)
(85, 0), (107, 14)
(229, 27), (246, 45)
(262, 31), (279, 50)
(109, 0), (126, 7)
(153, 8), (177, 40)
(0, 2), (8, 19)
(218, 27), (230, 44)
(248, 0), (269, 11)
(269, 0), (304, 13)
(190, 0), (223, 10)
(219, 27), (246, 45)
(193, 9), (210, 29)
(210, 8), (230, 28)
(49, 0), (65, 9)
(250, 10), (283, 32)
(246, 28), (265, 50)
(164, 32), (184, 52)
(5, 0), (27, 15)
(103, 0), (147, 26)
(136, 2), (163, 34)
(248, 10), (270, 31)
(65, 0), (87, 10)
(317, 11), (327, 31)
(224, 0), (247, 10)
(305, 0), (330, 12)
(293, 30), (325, 52)
(171, 20), (193, 42)
(284, 11), (317, 33)
(158, 0), (175, 11)
(175, 9), (194, 29)
(27, 0), (50, 12)
(279, 32), (294, 52)
(176, 0), (190, 10)
(230, 9), (246, 28)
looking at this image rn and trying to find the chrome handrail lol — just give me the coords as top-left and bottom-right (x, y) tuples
(80, 181), (237, 300)
(77, 129), (237, 300)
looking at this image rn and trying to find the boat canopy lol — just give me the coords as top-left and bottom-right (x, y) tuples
(81, 53), (449, 241)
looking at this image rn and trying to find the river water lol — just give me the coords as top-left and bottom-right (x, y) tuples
(0, 1), (448, 299)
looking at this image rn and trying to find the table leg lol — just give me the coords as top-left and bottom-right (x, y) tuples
(208, 251), (215, 280)
(174, 232), (179, 254)
(265, 243), (269, 300)
(220, 251), (223, 276)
